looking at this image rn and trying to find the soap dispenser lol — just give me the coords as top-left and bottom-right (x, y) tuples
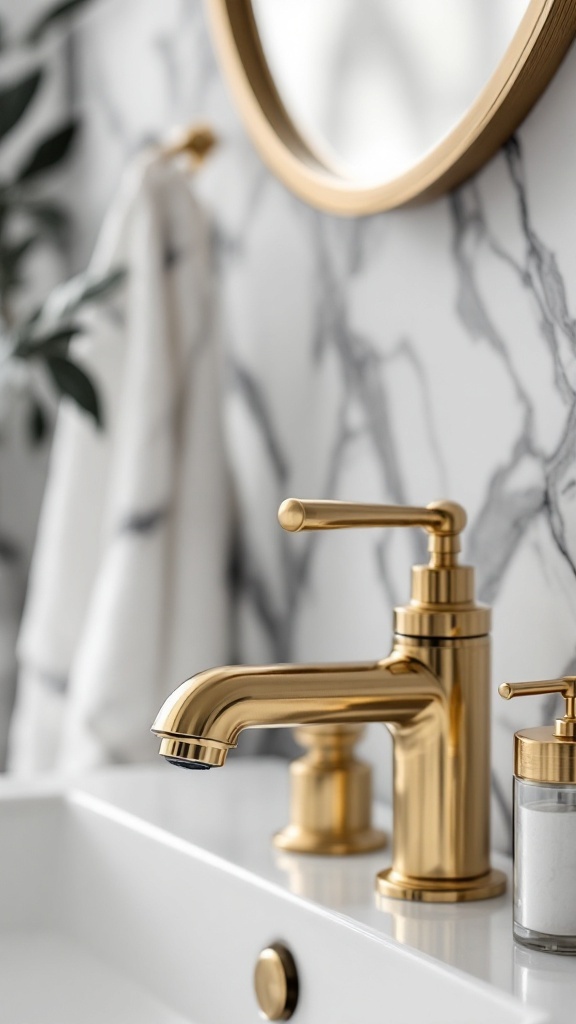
(499, 676), (576, 953)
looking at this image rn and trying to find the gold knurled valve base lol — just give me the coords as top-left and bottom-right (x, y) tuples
(376, 867), (507, 904)
(272, 725), (387, 856)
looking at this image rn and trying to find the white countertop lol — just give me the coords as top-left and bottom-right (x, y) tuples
(1, 759), (574, 1023)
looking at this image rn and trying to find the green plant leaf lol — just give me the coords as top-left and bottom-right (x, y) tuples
(34, 324), (84, 353)
(17, 122), (78, 182)
(28, 398), (48, 444)
(14, 323), (84, 358)
(74, 267), (126, 307)
(0, 70), (42, 144)
(46, 354), (102, 427)
(55, 266), (126, 318)
(25, 0), (93, 44)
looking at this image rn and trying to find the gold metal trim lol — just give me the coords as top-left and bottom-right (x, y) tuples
(205, 0), (576, 215)
(254, 944), (298, 1021)
(513, 727), (576, 784)
(376, 868), (507, 904)
(499, 677), (576, 782)
(158, 735), (229, 768)
(273, 827), (386, 857)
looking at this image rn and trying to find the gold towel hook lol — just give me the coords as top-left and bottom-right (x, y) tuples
(161, 123), (218, 169)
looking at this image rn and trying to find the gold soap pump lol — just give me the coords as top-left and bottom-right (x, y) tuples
(499, 677), (576, 952)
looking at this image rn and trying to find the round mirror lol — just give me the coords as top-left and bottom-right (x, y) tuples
(206, 0), (576, 214)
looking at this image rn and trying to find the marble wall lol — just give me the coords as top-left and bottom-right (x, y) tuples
(14, 0), (576, 848)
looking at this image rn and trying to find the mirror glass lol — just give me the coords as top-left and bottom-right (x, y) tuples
(251, 0), (531, 183)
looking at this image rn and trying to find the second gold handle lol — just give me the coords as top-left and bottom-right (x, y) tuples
(499, 677), (576, 701)
(499, 676), (576, 739)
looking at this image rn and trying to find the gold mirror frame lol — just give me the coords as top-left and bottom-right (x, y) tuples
(206, 0), (576, 215)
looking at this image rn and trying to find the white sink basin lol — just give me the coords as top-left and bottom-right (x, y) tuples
(0, 760), (568, 1023)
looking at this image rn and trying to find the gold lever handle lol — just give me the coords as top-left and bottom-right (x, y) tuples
(499, 677), (576, 738)
(499, 677), (576, 700)
(278, 499), (466, 537)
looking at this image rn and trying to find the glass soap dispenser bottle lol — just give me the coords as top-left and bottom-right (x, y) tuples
(499, 676), (576, 953)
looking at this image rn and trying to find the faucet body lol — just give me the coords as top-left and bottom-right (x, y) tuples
(153, 500), (506, 902)
(386, 633), (491, 888)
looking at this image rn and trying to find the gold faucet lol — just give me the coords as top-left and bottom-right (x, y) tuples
(152, 499), (506, 903)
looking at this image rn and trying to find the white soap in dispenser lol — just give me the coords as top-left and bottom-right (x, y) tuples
(499, 676), (576, 954)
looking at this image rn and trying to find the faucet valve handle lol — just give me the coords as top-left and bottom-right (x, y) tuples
(278, 498), (465, 534)
(499, 677), (576, 739)
(279, 497), (488, 638)
(279, 499), (466, 565)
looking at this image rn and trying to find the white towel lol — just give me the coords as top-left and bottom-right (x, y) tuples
(8, 150), (231, 773)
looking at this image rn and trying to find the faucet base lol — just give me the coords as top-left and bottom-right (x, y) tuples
(376, 867), (507, 903)
(274, 824), (387, 857)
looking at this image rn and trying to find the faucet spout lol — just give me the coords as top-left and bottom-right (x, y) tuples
(152, 654), (438, 768)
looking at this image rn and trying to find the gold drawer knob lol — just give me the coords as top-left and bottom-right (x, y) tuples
(254, 943), (299, 1020)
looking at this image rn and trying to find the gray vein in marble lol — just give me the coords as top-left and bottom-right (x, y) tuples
(119, 507), (169, 535)
(234, 527), (284, 654)
(451, 185), (534, 433)
(229, 359), (289, 485)
(223, 357), (292, 659)
(546, 404), (576, 579)
(89, 54), (131, 152)
(452, 141), (576, 607)
(278, 398), (358, 644)
(387, 336), (450, 497)
(375, 533), (403, 611)
(469, 445), (545, 605)
(344, 334), (407, 506)
(506, 138), (576, 383)
(313, 219), (409, 507)
(310, 216), (440, 572)
(229, 358), (361, 665)
(35, 667), (68, 695)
